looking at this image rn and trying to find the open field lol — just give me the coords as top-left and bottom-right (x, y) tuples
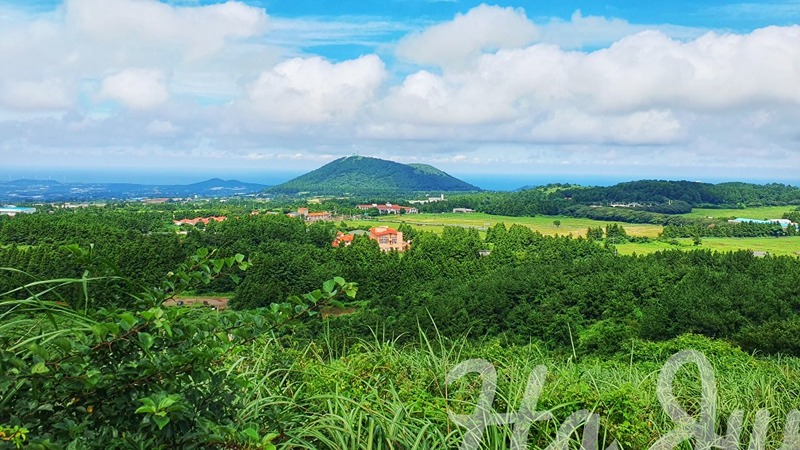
(616, 236), (800, 256)
(360, 212), (664, 237)
(681, 205), (797, 219)
(357, 212), (800, 256)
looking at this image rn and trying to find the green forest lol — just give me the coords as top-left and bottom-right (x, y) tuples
(2, 201), (800, 449)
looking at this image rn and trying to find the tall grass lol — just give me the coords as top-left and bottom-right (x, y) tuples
(233, 330), (800, 449)
(0, 270), (104, 352)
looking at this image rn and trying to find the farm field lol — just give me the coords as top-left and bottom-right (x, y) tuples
(616, 236), (800, 256)
(360, 212), (663, 237)
(680, 205), (797, 219)
(359, 212), (800, 256)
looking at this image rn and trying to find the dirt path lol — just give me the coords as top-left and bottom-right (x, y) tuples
(163, 297), (229, 310)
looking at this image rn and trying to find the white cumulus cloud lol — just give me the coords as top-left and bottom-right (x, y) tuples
(65, 0), (268, 59)
(0, 0), (270, 115)
(396, 4), (539, 69)
(378, 24), (800, 149)
(244, 55), (387, 124)
(100, 69), (169, 110)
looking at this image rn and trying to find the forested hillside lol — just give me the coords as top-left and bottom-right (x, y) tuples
(266, 156), (480, 196)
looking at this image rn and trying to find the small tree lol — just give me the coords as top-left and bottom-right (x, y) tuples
(586, 226), (604, 241)
(605, 223), (629, 244)
(553, 220), (561, 228)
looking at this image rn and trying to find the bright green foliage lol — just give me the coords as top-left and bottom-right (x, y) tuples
(0, 247), (356, 448)
(0, 425), (28, 448)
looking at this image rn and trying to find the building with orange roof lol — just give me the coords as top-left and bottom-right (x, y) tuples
(332, 231), (355, 248)
(332, 227), (409, 252)
(369, 226), (408, 252)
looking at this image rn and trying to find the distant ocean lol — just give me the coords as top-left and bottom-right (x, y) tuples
(0, 169), (302, 187)
(0, 168), (797, 192)
(458, 174), (800, 191)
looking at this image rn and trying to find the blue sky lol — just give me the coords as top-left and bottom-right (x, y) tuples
(1, 0), (800, 185)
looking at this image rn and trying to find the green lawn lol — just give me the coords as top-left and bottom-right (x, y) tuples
(616, 237), (800, 256)
(357, 212), (663, 237)
(681, 205), (797, 220)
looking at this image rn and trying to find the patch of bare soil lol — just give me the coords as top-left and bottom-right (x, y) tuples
(163, 297), (229, 310)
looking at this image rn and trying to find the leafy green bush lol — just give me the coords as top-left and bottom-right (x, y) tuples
(0, 247), (356, 449)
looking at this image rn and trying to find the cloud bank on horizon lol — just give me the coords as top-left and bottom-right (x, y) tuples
(1, 0), (799, 181)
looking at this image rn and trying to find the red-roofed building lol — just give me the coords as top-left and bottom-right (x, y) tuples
(369, 226), (409, 252)
(332, 232), (355, 248)
(332, 227), (409, 252)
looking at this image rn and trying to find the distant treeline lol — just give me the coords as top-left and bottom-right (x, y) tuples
(663, 221), (799, 238)
(558, 180), (800, 207)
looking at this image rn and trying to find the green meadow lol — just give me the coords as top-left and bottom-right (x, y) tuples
(360, 212), (663, 237)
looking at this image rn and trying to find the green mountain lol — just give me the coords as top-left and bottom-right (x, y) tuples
(267, 156), (480, 196)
